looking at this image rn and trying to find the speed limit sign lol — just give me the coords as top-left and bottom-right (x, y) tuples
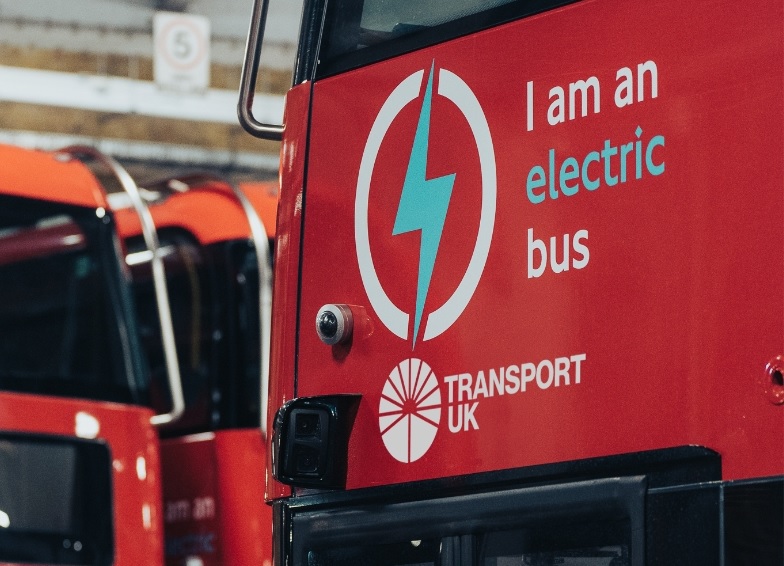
(154, 11), (211, 92)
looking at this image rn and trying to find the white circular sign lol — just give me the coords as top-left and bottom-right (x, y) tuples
(355, 66), (496, 344)
(378, 358), (441, 463)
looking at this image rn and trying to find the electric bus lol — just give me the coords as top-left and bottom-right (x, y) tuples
(239, 0), (784, 564)
(0, 144), (183, 566)
(113, 175), (277, 566)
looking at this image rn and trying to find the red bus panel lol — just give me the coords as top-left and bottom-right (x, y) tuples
(0, 392), (163, 564)
(290, 0), (783, 489)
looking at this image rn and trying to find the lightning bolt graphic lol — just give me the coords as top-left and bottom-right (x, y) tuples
(393, 62), (456, 347)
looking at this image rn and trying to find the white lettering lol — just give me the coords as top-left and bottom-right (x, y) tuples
(536, 359), (554, 389)
(448, 404), (463, 433)
(463, 402), (479, 431)
(505, 364), (520, 394)
(528, 228), (590, 278)
(443, 354), (587, 432)
(444, 374), (458, 403)
(458, 373), (472, 402)
(554, 356), (570, 386)
(489, 368), (504, 397)
(473, 371), (489, 398)
(571, 353), (586, 384)
(521, 362), (536, 392)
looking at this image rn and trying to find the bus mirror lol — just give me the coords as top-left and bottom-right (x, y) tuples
(272, 395), (361, 489)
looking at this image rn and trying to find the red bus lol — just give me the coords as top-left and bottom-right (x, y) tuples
(114, 176), (277, 566)
(240, 0), (784, 564)
(0, 144), (184, 565)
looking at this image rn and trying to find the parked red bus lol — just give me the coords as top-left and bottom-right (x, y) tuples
(113, 176), (277, 566)
(240, 0), (784, 564)
(0, 144), (184, 565)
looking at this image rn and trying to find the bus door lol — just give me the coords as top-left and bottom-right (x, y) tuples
(114, 175), (277, 566)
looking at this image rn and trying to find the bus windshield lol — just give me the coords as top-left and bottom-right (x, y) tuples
(317, 0), (564, 77)
(0, 195), (147, 405)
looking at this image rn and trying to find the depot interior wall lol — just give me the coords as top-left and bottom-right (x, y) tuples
(0, 0), (300, 180)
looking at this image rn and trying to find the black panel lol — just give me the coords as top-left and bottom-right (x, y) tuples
(646, 483), (722, 566)
(0, 433), (113, 565)
(724, 478), (784, 566)
(293, 0), (328, 85)
(287, 446), (720, 509)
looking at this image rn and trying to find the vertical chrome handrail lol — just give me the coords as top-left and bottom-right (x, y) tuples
(238, 0), (285, 140)
(60, 146), (185, 427)
(159, 174), (274, 437)
(224, 182), (273, 438)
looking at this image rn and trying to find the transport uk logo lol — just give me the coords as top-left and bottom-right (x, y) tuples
(358, 63), (497, 463)
(378, 358), (441, 463)
(355, 61), (497, 348)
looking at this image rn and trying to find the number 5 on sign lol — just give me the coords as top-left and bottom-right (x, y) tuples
(154, 11), (211, 93)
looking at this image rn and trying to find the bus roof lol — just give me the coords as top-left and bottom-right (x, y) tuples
(113, 179), (278, 244)
(0, 144), (107, 209)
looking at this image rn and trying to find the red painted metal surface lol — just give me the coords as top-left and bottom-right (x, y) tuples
(160, 430), (272, 566)
(267, 82), (311, 501)
(0, 145), (107, 209)
(0, 392), (164, 564)
(114, 182), (278, 245)
(214, 430), (272, 566)
(242, 181), (279, 239)
(160, 433), (222, 565)
(273, 0), (784, 492)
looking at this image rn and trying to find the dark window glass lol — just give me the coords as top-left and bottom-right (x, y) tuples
(293, 478), (644, 566)
(478, 523), (630, 565)
(307, 539), (440, 566)
(316, 0), (573, 78)
(0, 195), (146, 404)
(0, 433), (113, 565)
(302, 527), (630, 566)
(127, 230), (264, 435)
(724, 479), (784, 566)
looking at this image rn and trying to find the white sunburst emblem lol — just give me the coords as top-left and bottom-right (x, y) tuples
(378, 358), (442, 463)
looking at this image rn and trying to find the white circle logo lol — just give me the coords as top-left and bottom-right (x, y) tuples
(355, 65), (497, 346)
(379, 358), (441, 463)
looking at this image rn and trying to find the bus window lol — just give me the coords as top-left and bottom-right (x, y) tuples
(317, 0), (569, 77)
(0, 194), (146, 405)
(477, 526), (629, 566)
(292, 478), (644, 566)
(127, 229), (262, 435)
(306, 539), (441, 566)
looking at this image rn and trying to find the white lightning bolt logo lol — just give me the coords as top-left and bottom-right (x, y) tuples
(393, 62), (456, 347)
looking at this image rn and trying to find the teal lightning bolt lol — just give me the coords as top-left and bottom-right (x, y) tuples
(393, 62), (456, 347)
